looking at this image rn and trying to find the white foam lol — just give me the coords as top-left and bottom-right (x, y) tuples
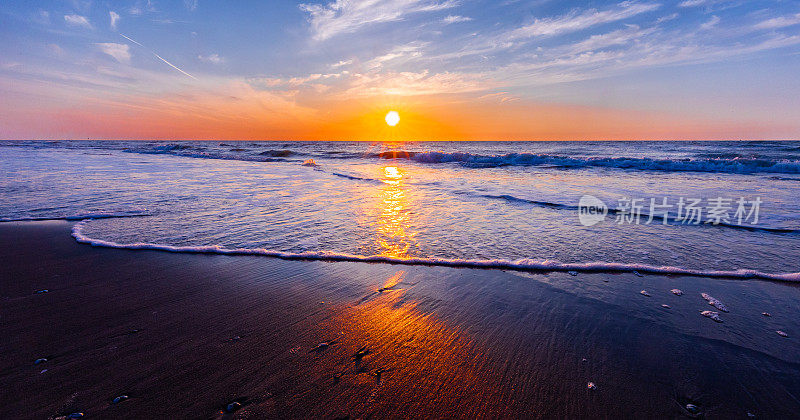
(69, 221), (800, 283)
(701, 293), (729, 312)
(1, 212), (150, 222)
(701, 310), (723, 322)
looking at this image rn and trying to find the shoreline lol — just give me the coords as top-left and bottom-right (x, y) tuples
(1, 221), (799, 418)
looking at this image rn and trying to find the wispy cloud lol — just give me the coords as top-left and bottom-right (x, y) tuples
(678, 0), (706, 7)
(299, 0), (458, 40)
(507, 2), (660, 39)
(754, 13), (800, 30)
(330, 59), (353, 68)
(185, 0), (198, 12)
(109, 11), (120, 30)
(699, 15), (720, 30)
(198, 54), (223, 64)
(64, 14), (91, 29)
(442, 15), (472, 24)
(96, 43), (131, 64)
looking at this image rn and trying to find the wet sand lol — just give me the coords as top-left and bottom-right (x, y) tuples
(1, 221), (799, 418)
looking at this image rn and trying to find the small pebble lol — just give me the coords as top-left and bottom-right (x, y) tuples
(747, 412), (756, 418)
(685, 404), (700, 414)
(568, 271), (578, 276)
(776, 330), (788, 337)
(701, 310), (722, 323)
(112, 395), (129, 404)
(670, 289), (683, 296)
(633, 271), (644, 277)
(34, 358), (47, 365)
(226, 401), (242, 413)
(312, 342), (330, 351)
(661, 304), (671, 309)
(40, 369), (47, 374)
(35, 289), (49, 294)
(319, 301), (325, 305)
(68, 413), (84, 419)
(640, 290), (651, 297)
(762, 312), (771, 317)
(581, 358), (587, 362)
(231, 336), (241, 342)
(587, 382), (596, 390)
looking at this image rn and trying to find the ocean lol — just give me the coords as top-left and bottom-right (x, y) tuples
(2, 140), (800, 280)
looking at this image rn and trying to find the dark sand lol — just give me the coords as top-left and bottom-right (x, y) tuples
(1, 221), (799, 419)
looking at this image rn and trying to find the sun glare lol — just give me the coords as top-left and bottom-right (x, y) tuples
(385, 111), (400, 127)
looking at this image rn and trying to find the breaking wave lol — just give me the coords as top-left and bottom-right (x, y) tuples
(373, 151), (800, 174)
(71, 220), (800, 282)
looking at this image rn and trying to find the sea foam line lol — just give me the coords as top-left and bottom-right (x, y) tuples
(0, 212), (151, 223)
(71, 220), (800, 282)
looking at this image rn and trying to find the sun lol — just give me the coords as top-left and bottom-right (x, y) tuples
(385, 110), (400, 127)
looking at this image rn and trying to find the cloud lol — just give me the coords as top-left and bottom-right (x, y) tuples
(299, 0), (458, 40)
(508, 2), (660, 39)
(198, 54), (223, 64)
(64, 14), (91, 28)
(678, 0), (705, 7)
(330, 59), (353, 68)
(442, 15), (472, 24)
(110, 11), (120, 30)
(699, 15), (719, 30)
(656, 13), (678, 23)
(366, 42), (428, 68)
(754, 13), (800, 30)
(568, 25), (653, 54)
(185, 0), (198, 11)
(34, 10), (50, 25)
(96, 43), (131, 63)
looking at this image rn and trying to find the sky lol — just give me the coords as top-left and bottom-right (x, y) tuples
(1, 0), (800, 140)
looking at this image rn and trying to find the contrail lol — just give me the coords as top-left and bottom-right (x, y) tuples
(119, 33), (197, 80)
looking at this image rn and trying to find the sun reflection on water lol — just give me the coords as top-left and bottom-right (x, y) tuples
(374, 165), (418, 258)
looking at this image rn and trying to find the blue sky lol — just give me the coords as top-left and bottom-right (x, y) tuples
(1, 0), (800, 139)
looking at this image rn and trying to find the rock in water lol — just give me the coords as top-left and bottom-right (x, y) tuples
(587, 382), (597, 390)
(567, 271), (578, 276)
(661, 304), (671, 309)
(670, 289), (683, 296)
(640, 290), (651, 297)
(633, 271), (644, 277)
(226, 401), (242, 413)
(776, 330), (788, 337)
(762, 312), (771, 317)
(68, 413), (84, 419)
(35, 289), (48, 294)
(34, 358), (47, 365)
(701, 310), (722, 323)
(685, 404), (700, 414)
(701, 293), (729, 312)
(112, 395), (129, 404)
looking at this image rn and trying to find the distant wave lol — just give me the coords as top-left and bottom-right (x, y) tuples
(124, 143), (296, 162)
(468, 193), (797, 233)
(0, 211), (151, 222)
(373, 151), (800, 174)
(71, 221), (800, 282)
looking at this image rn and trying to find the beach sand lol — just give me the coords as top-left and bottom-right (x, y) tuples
(1, 221), (799, 418)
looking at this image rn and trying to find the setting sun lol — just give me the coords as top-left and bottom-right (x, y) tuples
(385, 111), (400, 127)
